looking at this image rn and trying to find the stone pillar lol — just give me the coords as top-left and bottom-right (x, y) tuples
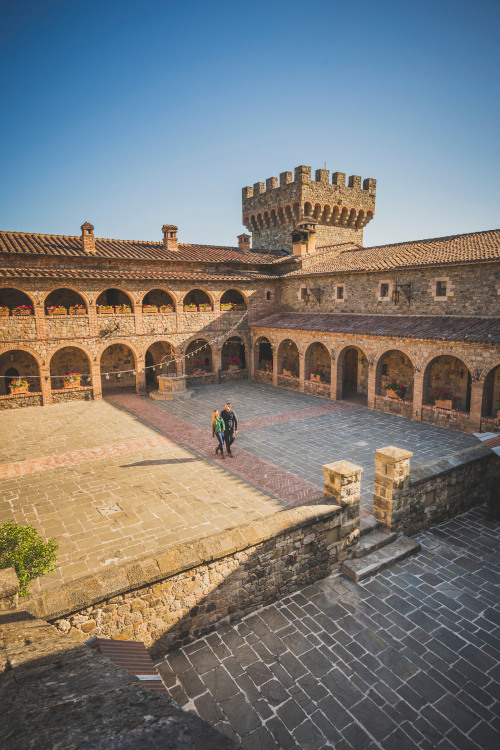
(298, 350), (305, 392)
(330, 355), (338, 401)
(40, 362), (52, 406)
(323, 460), (362, 546)
(34, 304), (47, 340)
(247, 341), (254, 380)
(367, 363), (376, 409)
(134, 305), (143, 336)
(87, 302), (98, 338)
(136, 353), (146, 394)
(469, 381), (483, 433)
(412, 370), (424, 421)
(272, 345), (278, 387)
(373, 446), (413, 530)
(213, 347), (222, 384)
(91, 360), (102, 400)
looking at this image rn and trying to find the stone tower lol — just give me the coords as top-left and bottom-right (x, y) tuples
(242, 165), (376, 252)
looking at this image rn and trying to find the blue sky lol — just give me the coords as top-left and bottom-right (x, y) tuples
(1, 0), (499, 247)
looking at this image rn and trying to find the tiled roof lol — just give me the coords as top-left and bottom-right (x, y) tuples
(0, 231), (287, 265)
(252, 312), (500, 344)
(0, 267), (275, 281)
(286, 229), (500, 276)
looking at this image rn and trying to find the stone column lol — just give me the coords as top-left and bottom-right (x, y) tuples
(412, 369), (424, 421)
(373, 446), (413, 530)
(136, 353), (146, 394)
(298, 349), (305, 392)
(213, 347), (222, 384)
(91, 360), (102, 400)
(330, 354), (338, 401)
(34, 303), (47, 341)
(39, 361), (52, 406)
(367, 362), (376, 409)
(272, 344), (278, 387)
(134, 303), (143, 336)
(87, 300), (98, 338)
(469, 381), (483, 433)
(323, 460), (362, 546)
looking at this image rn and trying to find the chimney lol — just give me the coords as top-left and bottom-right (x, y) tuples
(291, 218), (317, 256)
(81, 222), (95, 254)
(237, 233), (250, 251)
(162, 224), (178, 251)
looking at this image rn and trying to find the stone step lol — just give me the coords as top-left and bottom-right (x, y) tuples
(353, 529), (398, 558)
(359, 515), (381, 537)
(341, 537), (421, 581)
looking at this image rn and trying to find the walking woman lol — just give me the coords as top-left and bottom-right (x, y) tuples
(212, 409), (226, 459)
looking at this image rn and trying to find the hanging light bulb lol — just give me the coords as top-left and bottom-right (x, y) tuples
(132, 369), (136, 375)
(117, 373), (121, 378)
(106, 373), (110, 380)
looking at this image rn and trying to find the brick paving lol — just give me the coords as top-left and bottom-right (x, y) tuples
(156, 505), (500, 750)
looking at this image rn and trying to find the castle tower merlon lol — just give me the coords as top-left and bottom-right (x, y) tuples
(315, 169), (329, 183)
(280, 171), (293, 186)
(266, 177), (278, 190)
(348, 175), (362, 189)
(294, 165), (312, 183)
(363, 177), (377, 195)
(332, 171), (346, 187)
(253, 182), (265, 195)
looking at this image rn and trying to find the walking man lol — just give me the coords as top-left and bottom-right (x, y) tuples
(220, 401), (237, 457)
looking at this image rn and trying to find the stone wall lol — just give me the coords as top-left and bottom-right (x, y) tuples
(20, 503), (354, 657)
(421, 404), (471, 432)
(51, 387), (94, 404)
(374, 395), (413, 419)
(373, 444), (499, 535)
(0, 392), (43, 410)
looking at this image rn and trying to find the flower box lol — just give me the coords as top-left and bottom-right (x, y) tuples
(184, 305), (197, 312)
(310, 373), (323, 383)
(97, 307), (114, 314)
(227, 364), (240, 372)
(233, 305), (246, 311)
(69, 307), (86, 315)
(193, 369), (209, 376)
(220, 303), (233, 311)
(0, 309), (9, 317)
(63, 380), (81, 389)
(435, 399), (452, 410)
(198, 305), (212, 312)
(386, 389), (400, 400)
(13, 308), (32, 316)
(159, 306), (174, 313)
(142, 305), (158, 313)
(47, 307), (67, 316)
(10, 385), (29, 395)
(283, 369), (295, 378)
(115, 306), (132, 314)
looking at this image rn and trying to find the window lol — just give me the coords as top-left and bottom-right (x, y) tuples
(266, 291), (271, 301)
(300, 287), (308, 301)
(436, 280), (447, 297)
(380, 283), (389, 298)
(336, 286), (344, 300)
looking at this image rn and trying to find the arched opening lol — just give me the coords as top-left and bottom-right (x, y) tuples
(338, 346), (368, 400)
(305, 342), (330, 384)
(481, 365), (500, 418)
(376, 350), (414, 400)
(100, 344), (136, 390)
(220, 290), (247, 311)
(145, 341), (177, 389)
(0, 288), (34, 316)
(50, 346), (91, 391)
(256, 337), (273, 372)
(0, 350), (40, 395)
(96, 289), (133, 311)
(45, 288), (87, 314)
(142, 289), (175, 313)
(277, 339), (299, 378)
(183, 289), (212, 312)
(221, 337), (246, 371)
(185, 339), (212, 375)
(423, 355), (471, 411)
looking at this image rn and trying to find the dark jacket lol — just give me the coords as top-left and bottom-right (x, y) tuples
(220, 408), (237, 434)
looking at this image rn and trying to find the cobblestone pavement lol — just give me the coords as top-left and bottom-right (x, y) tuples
(156, 506), (500, 750)
(108, 382), (478, 508)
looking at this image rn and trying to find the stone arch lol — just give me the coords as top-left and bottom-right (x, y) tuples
(340, 207), (349, 225)
(277, 338), (299, 377)
(220, 288), (247, 309)
(100, 341), (138, 390)
(481, 362), (500, 418)
(305, 342), (330, 384)
(270, 208), (277, 226)
(49, 345), (92, 390)
(0, 347), (41, 395)
(423, 354), (471, 412)
(263, 211), (270, 228)
(375, 348), (415, 400)
(313, 203), (322, 220)
(142, 288), (176, 311)
(44, 287), (88, 312)
(293, 202), (300, 222)
(0, 286), (36, 313)
(184, 338), (213, 375)
(277, 206), (285, 224)
(96, 287), (134, 310)
(183, 288), (213, 310)
(332, 205), (340, 225)
(337, 344), (369, 400)
(221, 336), (246, 370)
(322, 204), (332, 223)
(303, 201), (312, 217)
(356, 209), (366, 229)
(254, 336), (273, 372)
(145, 340), (179, 388)
(285, 205), (293, 223)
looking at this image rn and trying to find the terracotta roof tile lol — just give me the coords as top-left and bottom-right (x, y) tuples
(0, 267), (276, 281)
(286, 229), (500, 276)
(252, 312), (500, 344)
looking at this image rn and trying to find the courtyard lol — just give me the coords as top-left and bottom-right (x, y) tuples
(0, 381), (479, 593)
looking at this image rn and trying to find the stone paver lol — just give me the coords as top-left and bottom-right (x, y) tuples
(157, 505), (500, 749)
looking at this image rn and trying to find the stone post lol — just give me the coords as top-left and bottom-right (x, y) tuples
(136, 353), (146, 394)
(33, 303), (47, 341)
(39, 361), (52, 406)
(213, 347), (222, 384)
(298, 349), (305, 392)
(330, 355), (338, 401)
(412, 370), (424, 421)
(367, 363), (376, 409)
(91, 360), (102, 400)
(272, 346), (278, 387)
(373, 446), (413, 530)
(469, 381), (483, 433)
(323, 460), (362, 546)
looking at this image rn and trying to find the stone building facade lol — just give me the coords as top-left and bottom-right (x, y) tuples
(1, 164), (499, 434)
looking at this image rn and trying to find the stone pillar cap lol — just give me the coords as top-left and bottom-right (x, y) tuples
(375, 446), (413, 461)
(323, 460), (363, 476)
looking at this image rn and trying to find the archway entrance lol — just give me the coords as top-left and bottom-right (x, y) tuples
(50, 347), (91, 390)
(145, 341), (177, 389)
(100, 344), (136, 390)
(423, 355), (471, 412)
(256, 337), (273, 372)
(221, 337), (246, 370)
(482, 365), (500, 418)
(185, 340), (212, 375)
(338, 346), (368, 401)
(0, 350), (40, 397)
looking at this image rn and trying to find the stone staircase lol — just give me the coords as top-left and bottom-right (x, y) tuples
(341, 517), (421, 582)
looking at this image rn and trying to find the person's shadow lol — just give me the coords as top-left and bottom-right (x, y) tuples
(120, 458), (199, 467)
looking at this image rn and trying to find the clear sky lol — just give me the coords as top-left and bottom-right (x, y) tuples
(1, 0), (499, 248)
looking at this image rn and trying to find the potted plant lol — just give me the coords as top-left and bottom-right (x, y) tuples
(283, 361), (297, 378)
(46, 305), (67, 316)
(226, 356), (241, 372)
(310, 367), (325, 383)
(0, 306), (9, 317)
(159, 304), (174, 313)
(184, 304), (197, 312)
(220, 302), (233, 311)
(63, 372), (81, 389)
(198, 303), (212, 312)
(233, 304), (246, 311)
(260, 359), (273, 372)
(433, 388), (454, 410)
(13, 305), (32, 317)
(386, 382), (407, 399)
(97, 305), (114, 314)
(9, 377), (29, 395)
(115, 304), (132, 314)
(142, 304), (158, 313)
(69, 304), (86, 315)
(193, 358), (209, 375)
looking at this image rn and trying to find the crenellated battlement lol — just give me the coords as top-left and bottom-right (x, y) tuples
(242, 164), (376, 252)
